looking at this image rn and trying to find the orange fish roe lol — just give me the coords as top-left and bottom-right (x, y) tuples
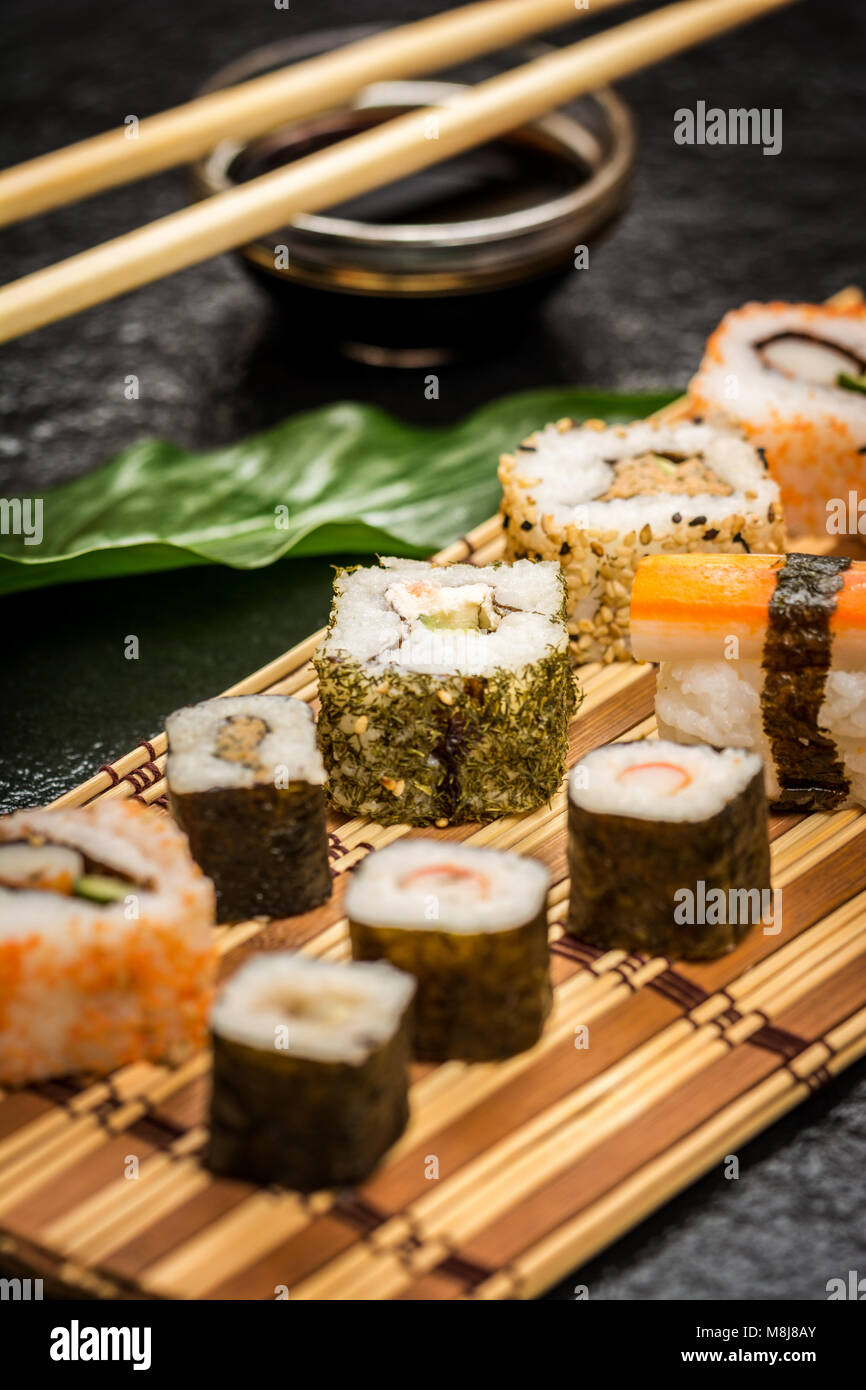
(0, 800), (216, 1086)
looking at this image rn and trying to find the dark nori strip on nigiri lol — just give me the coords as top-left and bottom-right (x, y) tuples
(206, 1025), (411, 1191)
(170, 781), (331, 921)
(565, 768), (771, 959)
(349, 907), (551, 1062)
(761, 552), (851, 810)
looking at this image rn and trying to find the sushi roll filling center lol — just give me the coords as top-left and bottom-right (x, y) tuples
(599, 451), (734, 500)
(614, 760), (693, 795)
(212, 714), (270, 772)
(0, 837), (147, 903)
(755, 330), (866, 389)
(398, 861), (493, 901)
(385, 578), (501, 633)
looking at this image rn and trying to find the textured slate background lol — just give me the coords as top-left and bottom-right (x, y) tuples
(1, 0), (864, 1300)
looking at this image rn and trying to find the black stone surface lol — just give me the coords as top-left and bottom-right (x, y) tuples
(1, 0), (865, 1301)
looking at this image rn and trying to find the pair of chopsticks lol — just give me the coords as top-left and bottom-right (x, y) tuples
(0, 0), (798, 345)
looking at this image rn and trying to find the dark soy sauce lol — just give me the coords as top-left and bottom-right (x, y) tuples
(230, 110), (586, 226)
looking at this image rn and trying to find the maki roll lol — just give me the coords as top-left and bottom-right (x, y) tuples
(346, 840), (551, 1061)
(314, 557), (576, 825)
(499, 416), (784, 664)
(0, 800), (216, 1085)
(206, 953), (415, 1190)
(166, 694), (330, 921)
(630, 552), (866, 810)
(689, 300), (866, 534)
(566, 740), (770, 959)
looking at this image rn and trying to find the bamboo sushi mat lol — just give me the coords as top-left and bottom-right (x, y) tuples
(3, 293), (866, 1301)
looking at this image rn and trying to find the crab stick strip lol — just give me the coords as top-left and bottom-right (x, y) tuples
(630, 553), (866, 669)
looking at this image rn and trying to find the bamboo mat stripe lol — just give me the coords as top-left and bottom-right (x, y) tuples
(3, 285), (862, 1298)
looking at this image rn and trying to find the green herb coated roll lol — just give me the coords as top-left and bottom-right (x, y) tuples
(566, 740), (771, 959)
(314, 557), (577, 825)
(166, 694), (331, 922)
(206, 953), (415, 1191)
(346, 839), (551, 1061)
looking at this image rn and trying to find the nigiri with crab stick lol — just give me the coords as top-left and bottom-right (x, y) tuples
(630, 552), (866, 810)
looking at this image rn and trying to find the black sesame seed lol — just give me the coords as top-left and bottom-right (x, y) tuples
(692, 415), (704, 424)
(559, 541), (571, 555)
(703, 527), (719, 540)
(768, 505), (775, 522)
(733, 531), (751, 553)
(688, 516), (707, 527)
(671, 511), (682, 524)
(757, 447), (769, 469)
(519, 444), (537, 452)
(859, 446), (866, 455)
(502, 514), (509, 529)
(520, 520), (533, 532)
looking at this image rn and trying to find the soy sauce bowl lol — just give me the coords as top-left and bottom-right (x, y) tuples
(190, 29), (637, 365)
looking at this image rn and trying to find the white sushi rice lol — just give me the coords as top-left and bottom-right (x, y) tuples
(321, 557), (567, 677)
(211, 953), (415, 1066)
(345, 839), (549, 933)
(569, 739), (763, 822)
(519, 419), (778, 536)
(166, 694), (326, 794)
(655, 659), (866, 805)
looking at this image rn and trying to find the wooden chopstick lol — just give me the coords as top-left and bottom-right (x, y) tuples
(0, 0), (799, 346)
(0, 0), (627, 228)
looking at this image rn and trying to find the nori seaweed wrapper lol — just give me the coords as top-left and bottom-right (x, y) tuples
(349, 906), (551, 1061)
(761, 552), (852, 810)
(170, 780), (330, 921)
(206, 1020), (411, 1191)
(566, 768), (770, 959)
(316, 652), (576, 828)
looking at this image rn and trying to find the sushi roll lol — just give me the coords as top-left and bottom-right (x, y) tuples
(689, 300), (866, 534)
(166, 695), (331, 921)
(346, 840), (551, 1061)
(206, 953), (415, 1190)
(314, 557), (576, 825)
(0, 800), (216, 1085)
(630, 552), (866, 810)
(499, 416), (784, 664)
(566, 740), (770, 959)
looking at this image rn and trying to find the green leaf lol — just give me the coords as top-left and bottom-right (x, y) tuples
(837, 371), (866, 395)
(0, 388), (678, 596)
